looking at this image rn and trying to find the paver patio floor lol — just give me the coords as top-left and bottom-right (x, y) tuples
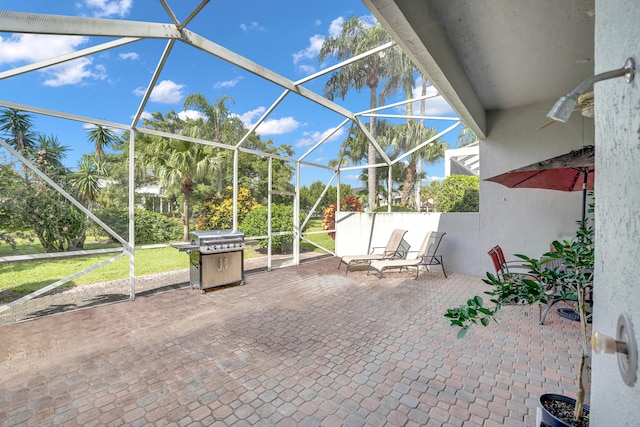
(0, 257), (587, 426)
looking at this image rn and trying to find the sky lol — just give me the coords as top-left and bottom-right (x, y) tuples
(0, 0), (460, 188)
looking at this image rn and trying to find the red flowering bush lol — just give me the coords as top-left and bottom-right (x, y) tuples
(322, 195), (362, 239)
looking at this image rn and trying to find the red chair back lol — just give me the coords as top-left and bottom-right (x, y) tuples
(488, 246), (502, 274)
(494, 246), (508, 269)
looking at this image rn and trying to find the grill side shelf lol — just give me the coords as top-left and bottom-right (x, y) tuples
(170, 243), (199, 252)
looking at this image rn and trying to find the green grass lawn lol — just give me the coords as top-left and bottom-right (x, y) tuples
(1, 220), (335, 294)
(0, 233), (121, 257)
(0, 246), (186, 293)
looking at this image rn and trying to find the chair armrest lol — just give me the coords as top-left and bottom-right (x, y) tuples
(368, 246), (384, 254)
(503, 260), (528, 270)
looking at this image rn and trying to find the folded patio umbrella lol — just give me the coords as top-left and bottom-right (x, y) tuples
(485, 145), (594, 221)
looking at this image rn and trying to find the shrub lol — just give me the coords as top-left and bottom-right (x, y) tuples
(196, 186), (259, 230)
(437, 175), (479, 212)
(89, 208), (182, 244)
(373, 204), (414, 212)
(322, 195), (362, 239)
(240, 204), (308, 253)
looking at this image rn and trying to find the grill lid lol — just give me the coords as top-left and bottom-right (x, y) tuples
(189, 230), (245, 246)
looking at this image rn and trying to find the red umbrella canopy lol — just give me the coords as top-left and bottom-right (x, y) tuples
(485, 145), (594, 191)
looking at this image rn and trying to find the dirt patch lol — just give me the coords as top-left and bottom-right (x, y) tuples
(0, 289), (23, 305)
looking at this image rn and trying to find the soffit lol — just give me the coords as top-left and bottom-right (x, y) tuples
(363, 0), (595, 137)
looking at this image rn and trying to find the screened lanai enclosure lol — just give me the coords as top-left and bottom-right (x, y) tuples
(0, 1), (461, 310)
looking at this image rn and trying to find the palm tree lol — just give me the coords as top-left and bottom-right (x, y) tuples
(319, 16), (392, 211)
(379, 47), (419, 119)
(138, 111), (223, 240)
(183, 94), (236, 194)
(379, 49), (445, 209)
(457, 124), (479, 147)
(35, 134), (70, 175)
(184, 94), (235, 143)
(69, 157), (106, 210)
(382, 121), (447, 207)
(416, 77), (429, 210)
(68, 157), (106, 249)
(153, 139), (222, 241)
(330, 121), (391, 203)
(87, 124), (117, 162)
(329, 123), (369, 170)
(0, 108), (36, 156)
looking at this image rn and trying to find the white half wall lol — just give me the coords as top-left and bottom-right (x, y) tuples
(335, 211), (480, 276)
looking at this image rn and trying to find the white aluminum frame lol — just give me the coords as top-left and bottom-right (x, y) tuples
(0, 2), (461, 309)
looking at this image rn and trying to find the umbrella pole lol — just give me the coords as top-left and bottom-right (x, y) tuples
(581, 169), (588, 222)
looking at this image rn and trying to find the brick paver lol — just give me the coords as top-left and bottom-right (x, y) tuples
(0, 257), (588, 426)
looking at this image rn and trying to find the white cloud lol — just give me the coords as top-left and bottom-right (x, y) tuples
(213, 76), (244, 89)
(327, 17), (345, 38)
(139, 111), (153, 121)
(83, 0), (132, 18)
(43, 58), (106, 87)
(423, 175), (444, 184)
(327, 14), (375, 38)
(82, 122), (122, 135)
(410, 78), (457, 117)
(295, 126), (344, 148)
(133, 80), (185, 104)
(344, 174), (361, 181)
(235, 107), (300, 136)
(296, 64), (317, 75)
(0, 34), (110, 87)
(240, 22), (265, 32)
(293, 34), (325, 65)
(235, 107), (266, 128)
(178, 110), (204, 121)
(359, 14), (377, 29)
(256, 117), (300, 135)
(118, 52), (139, 60)
(0, 34), (88, 64)
(292, 14), (375, 73)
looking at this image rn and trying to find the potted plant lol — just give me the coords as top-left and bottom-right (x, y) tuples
(445, 219), (594, 426)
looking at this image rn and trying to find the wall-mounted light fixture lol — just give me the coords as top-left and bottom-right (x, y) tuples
(547, 57), (636, 122)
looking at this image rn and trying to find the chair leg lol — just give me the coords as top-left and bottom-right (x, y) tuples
(540, 298), (558, 325)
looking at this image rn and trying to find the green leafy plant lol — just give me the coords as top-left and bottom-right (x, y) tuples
(196, 186), (259, 230)
(240, 204), (308, 253)
(434, 175), (479, 212)
(88, 207), (182, 244)
(445, 219), (594, 423)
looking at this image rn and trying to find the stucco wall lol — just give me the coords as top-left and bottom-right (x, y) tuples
(591, 0), (640, 423)
(479, 102), (595, 274)
(334, 211), (480, 276)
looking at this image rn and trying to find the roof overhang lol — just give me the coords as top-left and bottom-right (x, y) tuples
(363, 0), (595, 138)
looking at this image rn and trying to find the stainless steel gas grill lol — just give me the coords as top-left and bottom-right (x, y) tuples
(171, 230), (245, 293)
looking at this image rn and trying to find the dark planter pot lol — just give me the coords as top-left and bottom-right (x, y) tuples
(539, 394), (590, 427)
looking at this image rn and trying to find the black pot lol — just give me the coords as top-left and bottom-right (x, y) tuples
(539, 394), (590, 427)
